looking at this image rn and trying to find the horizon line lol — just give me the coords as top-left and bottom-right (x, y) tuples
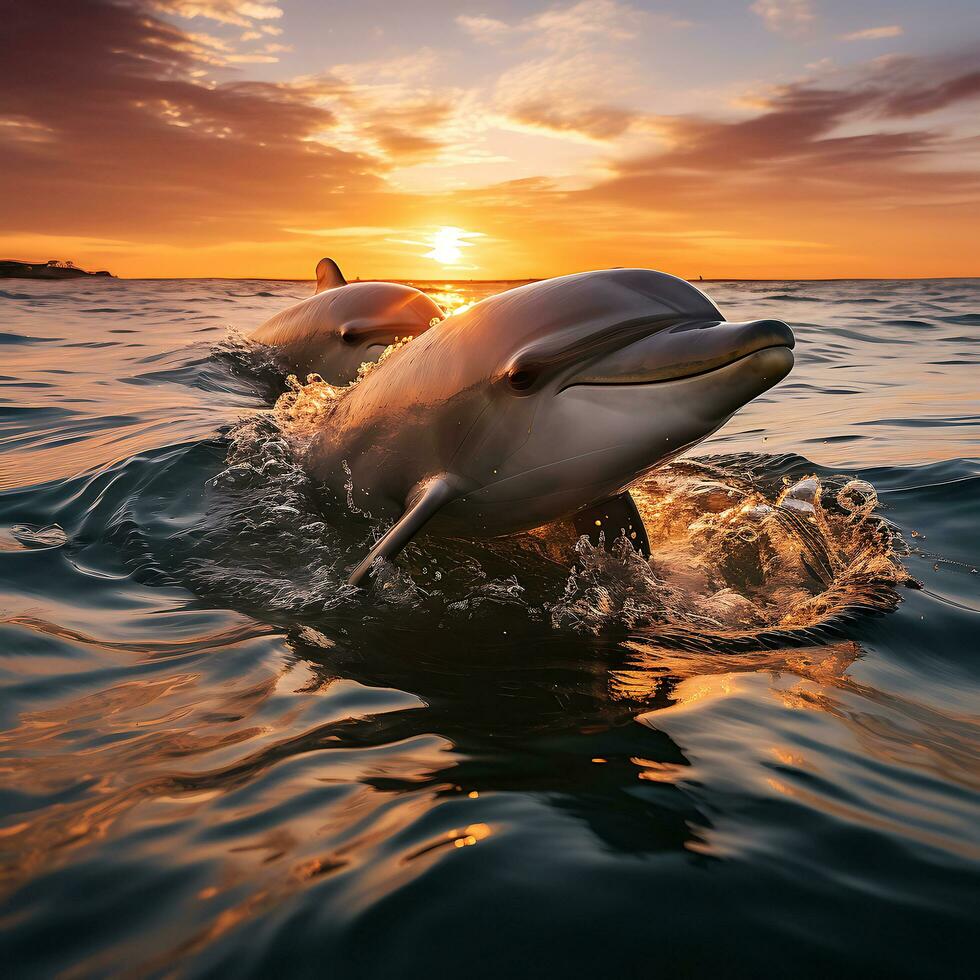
(91, 274), (980, 283)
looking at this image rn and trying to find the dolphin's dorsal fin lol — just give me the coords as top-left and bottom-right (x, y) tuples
(572, 491), (650, 557)
(315, 257), (347, 293)
(348, 476), (458, 587)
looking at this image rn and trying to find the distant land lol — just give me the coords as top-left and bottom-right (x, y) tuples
(0, 259), (113, 280)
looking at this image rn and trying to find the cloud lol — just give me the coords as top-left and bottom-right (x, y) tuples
(0, 0), (383, 243)
(880, 70), (980, 117)
(869, 51), (980, 117)
(475, 51), (978, 277)
(504, 101), (640, 141)
(325, 54), (469, 165)
(462, 0), (686, 143)
(583, 50), (980, 221)
(455, 14), (511, 43)
(150, 2), (288, 63)
(841, 25), (904, 41)
(458, 1), (687, 49)
(283, 226), (401, 238)
(493, 51), (647, 141)
(366, 126), (445, 162)
(151, 1), (283, 29)
(749, 0), (815, 38)
(522, 0), (646, 46)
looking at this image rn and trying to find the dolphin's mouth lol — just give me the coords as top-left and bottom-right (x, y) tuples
(561, 318), (795, 390)
(563, 343), (795, 390)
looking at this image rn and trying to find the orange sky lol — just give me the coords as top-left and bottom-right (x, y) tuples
(2, 1), (979, 279)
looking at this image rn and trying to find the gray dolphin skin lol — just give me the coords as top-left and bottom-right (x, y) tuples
(250, 257), (445, 385)
(303, 268), (795, 587)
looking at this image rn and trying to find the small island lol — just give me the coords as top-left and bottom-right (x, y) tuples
(0, 259), (114, 280)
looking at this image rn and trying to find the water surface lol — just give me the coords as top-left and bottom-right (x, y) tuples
(1, 277), (978, 977)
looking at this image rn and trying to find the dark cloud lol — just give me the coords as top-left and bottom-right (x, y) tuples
(880, 66), (980, 117)
(0, 0), (382, 240)
(358, 99), (455, 162)
(586, 51), (980, 213)
(368, 127), (444, 161)
(508, 101), (638, 140)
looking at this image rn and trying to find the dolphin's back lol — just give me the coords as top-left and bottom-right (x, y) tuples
(342, 269), (722, 404)
(455, 269), (721, 372)
(467, 269), (719, 341)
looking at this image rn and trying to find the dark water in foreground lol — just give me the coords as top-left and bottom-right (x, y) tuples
(1, 277), (978, 978)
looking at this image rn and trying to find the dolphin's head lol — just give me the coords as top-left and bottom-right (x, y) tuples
(446, 270), (794, 533)
(252, 280), (444, 386)
(322, 282), (445, 383)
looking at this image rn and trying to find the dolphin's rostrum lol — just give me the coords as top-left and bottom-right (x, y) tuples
(300, 268), (795, 587)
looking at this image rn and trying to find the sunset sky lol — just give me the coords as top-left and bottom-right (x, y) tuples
(2, 0), (979, 279)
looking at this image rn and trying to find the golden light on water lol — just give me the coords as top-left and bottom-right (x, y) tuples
(425, 285), (477, 317)
(451, 823), (492, 848)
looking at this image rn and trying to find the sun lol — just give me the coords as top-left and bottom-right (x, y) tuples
(424, 226), (477, 267)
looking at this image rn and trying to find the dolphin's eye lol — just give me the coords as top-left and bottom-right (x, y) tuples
(508, 368), (536, 391)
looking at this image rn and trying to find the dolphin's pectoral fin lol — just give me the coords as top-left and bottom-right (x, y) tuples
(572, 491), (651, 557)
(347, 476), (458, 588)
(315, 257), (347, 293)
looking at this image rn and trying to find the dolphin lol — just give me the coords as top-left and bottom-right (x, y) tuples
(302, 268), (795, 586)
(250, 258), (445, 385)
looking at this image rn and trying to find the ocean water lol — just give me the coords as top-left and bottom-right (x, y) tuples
(1, 276), (978, 978)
